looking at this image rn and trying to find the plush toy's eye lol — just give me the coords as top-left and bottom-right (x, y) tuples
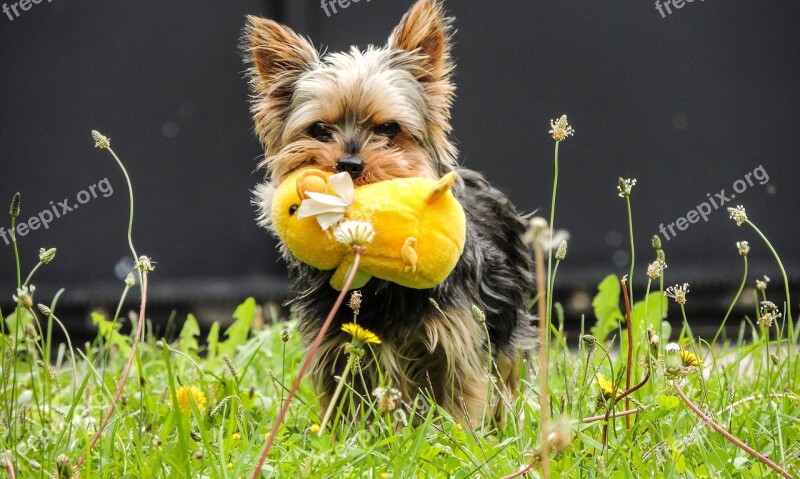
(289, 204), (299, 216)
(374, 121), (401, 139)
(308, 122), (333, 142)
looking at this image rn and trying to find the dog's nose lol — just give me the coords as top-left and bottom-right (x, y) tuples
(336, 156), (364, 179)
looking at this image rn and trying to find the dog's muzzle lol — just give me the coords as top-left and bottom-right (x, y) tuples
(336, 156), (364, 179)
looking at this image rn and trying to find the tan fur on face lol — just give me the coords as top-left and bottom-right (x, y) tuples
(246, 0), (458, 198)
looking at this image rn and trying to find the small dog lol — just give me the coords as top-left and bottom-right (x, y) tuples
(246, 0), (533, 424)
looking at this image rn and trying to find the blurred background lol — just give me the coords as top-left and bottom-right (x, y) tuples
(1, 0), (798, 340)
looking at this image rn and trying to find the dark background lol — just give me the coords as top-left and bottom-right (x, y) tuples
(1, 0), (798, 335)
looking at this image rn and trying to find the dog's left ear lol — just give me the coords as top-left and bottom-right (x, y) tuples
(388, 0), (454, 84)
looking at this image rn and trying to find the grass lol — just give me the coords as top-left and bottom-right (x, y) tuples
(1, 125), (799, 478)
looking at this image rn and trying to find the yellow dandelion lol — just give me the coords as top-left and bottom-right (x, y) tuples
(595, 374), (622, 400)
(680, 349), (703, 368)
(176, 385), (207, 412)
(309, 424), (321, 434)
(341, 323), (381, 345)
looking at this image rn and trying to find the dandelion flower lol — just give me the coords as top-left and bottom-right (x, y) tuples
(176, 385), (207, 412)
(549, 115), (574, 141)
(334, 220), (375, 247)
(664, 283), (689, 305)
(727, 205), (747, 226)
(595, 374), (621, 400)
(341, 323), (381, 346)
(680, 349), (703, 368)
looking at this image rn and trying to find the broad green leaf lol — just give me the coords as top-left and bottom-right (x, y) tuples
(630, 291), (668, 333)
(91, 311), (131, 356)
(206, 321), (220, 361)
(218, 297), (257, 356)
(591, 274), (624, 343)
(178, 313), (200, 353)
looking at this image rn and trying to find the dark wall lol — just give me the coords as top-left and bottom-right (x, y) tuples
(1, 1), (798, 317)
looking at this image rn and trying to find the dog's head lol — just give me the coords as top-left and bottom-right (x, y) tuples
(245, 0), (458, 195)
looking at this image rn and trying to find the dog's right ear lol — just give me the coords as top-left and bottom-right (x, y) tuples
(245, 16), (317, 88)
(244, 16), (318, 152)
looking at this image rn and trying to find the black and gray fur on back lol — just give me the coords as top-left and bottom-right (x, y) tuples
(284, 168), (534, 422)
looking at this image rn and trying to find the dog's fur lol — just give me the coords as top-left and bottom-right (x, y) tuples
(246, 0), (533, 424)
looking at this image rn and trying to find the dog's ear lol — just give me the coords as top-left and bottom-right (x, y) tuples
(245, 16), (317, 152)
(388, 0), (454, 83)
(245, 16), (317, 88)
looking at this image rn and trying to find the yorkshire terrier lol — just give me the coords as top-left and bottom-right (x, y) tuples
(246, 0), (533, 424)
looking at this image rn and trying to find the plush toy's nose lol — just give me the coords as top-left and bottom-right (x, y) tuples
(336, 156), (364, 179)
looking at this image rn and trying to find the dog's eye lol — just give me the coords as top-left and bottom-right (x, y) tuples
(374, 121), (401, 138)
(289, 204), (299, 216)
(308, 122), (333, 142)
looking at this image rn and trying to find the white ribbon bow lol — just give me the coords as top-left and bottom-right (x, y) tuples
(296, 172), (355, 231)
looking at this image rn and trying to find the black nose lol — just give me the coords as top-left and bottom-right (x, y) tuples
(336, 156), (364, 179)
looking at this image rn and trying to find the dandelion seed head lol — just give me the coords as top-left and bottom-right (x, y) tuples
(555, 240), (568, 261)
(664, 283), (689, 305)
(38, 248), (57, 264)
(549, 115), (574, 142)
(91, 130), (111, 149)
(334, 220), (375, 248)
(617, 178), (637, 198)
(727, 205), (747, 226)
(736, 241), (750, 256)
(646, 259), (667, 280)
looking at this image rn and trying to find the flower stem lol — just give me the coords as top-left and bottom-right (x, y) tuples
(626, 196), (635, 305)
(745, 220), (795, 369)
(621, 277), (634, 429)
(534, 224), (551, 479)
(673, 380), (794, 479)
(252, 251), (363, 478)
(711, 256), (748, 348)
(76, 270), (149, 469)
(318, 353), (355, 435)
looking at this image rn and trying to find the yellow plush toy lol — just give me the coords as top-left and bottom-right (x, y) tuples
(271, 168), (466, 290)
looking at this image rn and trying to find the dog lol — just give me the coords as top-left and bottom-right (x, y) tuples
(246, 0), (533, 425)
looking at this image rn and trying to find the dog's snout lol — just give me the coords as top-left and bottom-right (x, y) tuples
(336, 156), (364, 179)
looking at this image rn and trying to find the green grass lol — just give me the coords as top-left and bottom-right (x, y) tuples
(1, 126), (799, 478)
(1, 289), (799, 478)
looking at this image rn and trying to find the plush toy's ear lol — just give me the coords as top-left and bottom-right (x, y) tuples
(296, 170), (331, 200)
(426, 171), (457, 204)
